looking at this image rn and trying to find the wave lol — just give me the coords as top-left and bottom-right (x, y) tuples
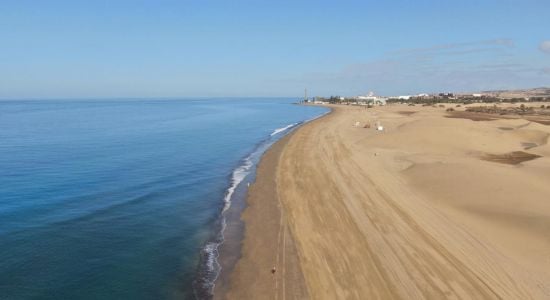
(269, 110), (329, 137)
(222, 156), (253, 212)
(194, 153), (255, 294)
(192, 153), (255, 299)
(270, 122), (298, 136)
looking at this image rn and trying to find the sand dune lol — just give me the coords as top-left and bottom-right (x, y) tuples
(224, 104), (550, 299)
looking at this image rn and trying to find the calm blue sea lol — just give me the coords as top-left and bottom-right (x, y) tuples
(0, 98), (327, 300)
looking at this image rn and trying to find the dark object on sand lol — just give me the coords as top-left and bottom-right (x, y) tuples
(481, 151), (541, 165)
(271, 267), (276, 274)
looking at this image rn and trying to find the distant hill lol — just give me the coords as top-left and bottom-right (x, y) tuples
(480, 87), (550, 99)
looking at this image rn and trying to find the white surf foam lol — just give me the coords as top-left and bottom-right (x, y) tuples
(195, 109), (330, 298)
(195, 153), (255, 298)
(270, 122), (298, 136)
(222, 156), (253, 213)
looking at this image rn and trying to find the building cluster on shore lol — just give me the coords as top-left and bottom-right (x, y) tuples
(303, 87), (550, 106)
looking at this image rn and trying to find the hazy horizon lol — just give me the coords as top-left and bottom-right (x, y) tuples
(1, 0), (549, 99)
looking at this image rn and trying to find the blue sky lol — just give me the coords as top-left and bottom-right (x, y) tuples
(1, 0), (549, 98)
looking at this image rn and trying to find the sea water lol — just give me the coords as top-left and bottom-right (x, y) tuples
(0, 98), (327, 299)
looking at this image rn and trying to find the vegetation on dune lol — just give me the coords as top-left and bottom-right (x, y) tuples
(463, 104), (550, 116)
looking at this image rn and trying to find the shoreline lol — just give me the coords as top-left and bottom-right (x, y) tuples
(216, 107), (332, 299)
(194, 118), (318, 299)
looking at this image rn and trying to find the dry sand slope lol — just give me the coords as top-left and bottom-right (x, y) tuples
(276, 105), (550, 299)
(224, 104), (550, 300)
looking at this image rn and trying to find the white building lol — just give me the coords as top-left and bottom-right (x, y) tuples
(357, 95), (378, 101)
(356, 93), (387, 105)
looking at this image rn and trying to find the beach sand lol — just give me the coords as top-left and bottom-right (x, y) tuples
(221, 104), (550, 299)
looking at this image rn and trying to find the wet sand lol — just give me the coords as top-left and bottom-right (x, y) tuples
(218, 130), (309, 300)
(221, 104), (550, 299)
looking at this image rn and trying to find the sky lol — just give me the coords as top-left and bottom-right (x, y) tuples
(1, 0), (549, 98)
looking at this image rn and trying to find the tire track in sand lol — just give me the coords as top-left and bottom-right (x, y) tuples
(276, 106), (540, 299)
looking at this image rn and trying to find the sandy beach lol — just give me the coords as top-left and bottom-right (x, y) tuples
(221, 103), (550, 299)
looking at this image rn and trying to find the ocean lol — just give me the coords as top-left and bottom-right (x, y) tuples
(0, 98), (328, 299)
